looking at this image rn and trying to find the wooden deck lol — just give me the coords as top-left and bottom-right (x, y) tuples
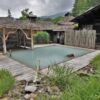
(0, 54), (36, 81)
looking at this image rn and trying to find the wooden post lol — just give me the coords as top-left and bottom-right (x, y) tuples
(23, 35), (26, 48)
(3, 28), (7, 54)
(31, 29), (34, 49)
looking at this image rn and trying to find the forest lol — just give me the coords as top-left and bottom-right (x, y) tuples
(72, 0), (100, 16)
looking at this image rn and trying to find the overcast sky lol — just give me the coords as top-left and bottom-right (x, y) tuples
(0, 0), (75, 18)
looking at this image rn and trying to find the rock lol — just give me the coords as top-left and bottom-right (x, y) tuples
(78, 71), (90, 76)
(78, 65), (95, 76)
(30, 98), (34, 100)
(25, 85), (37, 93)
(30, 93), (37, 98)
(67, 54), (75, 58)
(47, 86), (60, 95)
(19, 80), (27, 85)
(8, 89), (21, 98)
(24, 94), (30, 99)
(0, 97), (8, 100)
(38, 88), (45, 93)
(33, 77), (41, 84)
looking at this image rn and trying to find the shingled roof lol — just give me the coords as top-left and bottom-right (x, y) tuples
(0, 17), (70, 32)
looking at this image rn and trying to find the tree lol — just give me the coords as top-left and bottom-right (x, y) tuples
(72, 0), (100, 16)
(8, 9), (12, 18)
(20, 8), (33, 20)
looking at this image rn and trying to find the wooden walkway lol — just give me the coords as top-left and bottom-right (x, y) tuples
(0, 54), (36, 81)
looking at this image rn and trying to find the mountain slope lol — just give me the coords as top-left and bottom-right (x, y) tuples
(41, 12), (66, 18)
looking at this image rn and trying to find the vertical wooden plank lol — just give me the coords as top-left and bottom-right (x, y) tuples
(23, 35), (26, 47)
(2, 28), (7, 54)
(92, 30), (96, 49)
(64, 29), (96, 49)
(64, 31), (67, 45)
(88, 30), (91, 48)
(31, 29), (34, 49)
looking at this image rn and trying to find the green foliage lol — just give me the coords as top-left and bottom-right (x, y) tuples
(51, 17), (64, 24)
(20, 16), (28, 20)
(20, 8), (33, 20)
(90, 54), (100, 73)
(0, 69), (15, 97)
(36, 55), (100, 100)
(90, 54), (100, 67)
(38, 17), (64, 24)
(59, 77), (100, 100)
(37, 76), (100, 100)
(49, 66), (75, 91)
(72, 0), (100, 16)
(74, 23), (79, 29)
(34, 31), (50, 44)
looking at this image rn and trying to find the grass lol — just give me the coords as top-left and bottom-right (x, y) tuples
(48, 66), (76, 91)
(35, 54), (100, 100)
(60, 77), (100, 100)
(90, 54), (100, 76)
(90, 54), (100, 70)
(0, 69), (15, 97)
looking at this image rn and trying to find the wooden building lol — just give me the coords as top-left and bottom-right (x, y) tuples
(72, 4), (100, 47)
(0, 16), (70, 54)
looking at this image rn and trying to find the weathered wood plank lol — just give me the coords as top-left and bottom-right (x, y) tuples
(0, 55), (36, 81)
(64, 29), (96, 49)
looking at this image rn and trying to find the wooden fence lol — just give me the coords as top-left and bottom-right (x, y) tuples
(64, 29), (96, 49)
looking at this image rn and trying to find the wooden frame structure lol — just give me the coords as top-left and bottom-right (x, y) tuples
(0, 17), (73, 54)
(0, 17), (39, 54)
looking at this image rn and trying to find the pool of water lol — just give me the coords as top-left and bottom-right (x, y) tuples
(10, 45), (92, 69)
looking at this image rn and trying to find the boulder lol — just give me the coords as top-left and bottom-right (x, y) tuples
(25, 85), (37, 93)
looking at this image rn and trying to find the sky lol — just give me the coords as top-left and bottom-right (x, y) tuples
(0, 0), (75, 18)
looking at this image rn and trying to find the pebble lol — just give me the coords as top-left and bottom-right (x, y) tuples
(24, 94), (30, 99)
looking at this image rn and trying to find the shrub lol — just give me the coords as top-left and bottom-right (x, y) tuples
(0, 69), (15, 97)
(74, 23), (79, 29)
(34, 31), (50, 44)
(48, 65), (76, 91)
